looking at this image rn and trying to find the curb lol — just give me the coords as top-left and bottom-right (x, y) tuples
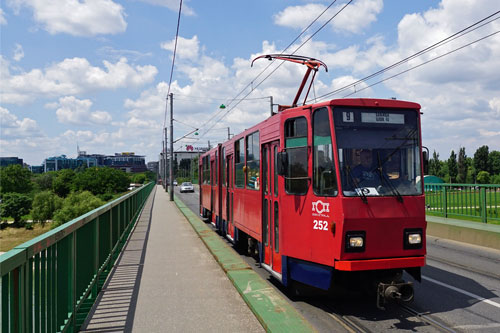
(426, 216), (500, 250)
(173, 196), (315, 333)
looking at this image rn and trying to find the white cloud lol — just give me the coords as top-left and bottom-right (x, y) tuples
(13, 44), (24, 61)
(0, 106), (43, 139)
(0, 56), (158, 104)
(6, 0), (127, 36)
(274, 0), (383, 34)
(0, 8), (7, 25)
(489, 97), (500, 118)
(138, 0), (195, 16)
(161, 35), (200, 61)
(50, 96), (112, 125)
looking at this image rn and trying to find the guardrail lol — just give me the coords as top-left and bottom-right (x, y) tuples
(425, 183), (500, 223)
(0, 182), (155, 332)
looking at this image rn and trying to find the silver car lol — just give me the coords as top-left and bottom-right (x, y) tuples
(179, 182), (194, 193)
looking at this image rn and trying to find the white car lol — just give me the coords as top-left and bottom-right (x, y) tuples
(180, 182), (194, 193)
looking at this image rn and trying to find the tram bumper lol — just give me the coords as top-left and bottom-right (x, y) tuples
(376, 281), (414, 309)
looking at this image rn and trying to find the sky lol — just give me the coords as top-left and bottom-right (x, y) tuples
(1, 0), (499, 166)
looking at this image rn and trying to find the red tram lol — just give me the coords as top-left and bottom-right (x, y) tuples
(199, 55), (427, 307)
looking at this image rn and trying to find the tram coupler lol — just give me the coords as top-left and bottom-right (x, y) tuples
(376, 281), (414, 310)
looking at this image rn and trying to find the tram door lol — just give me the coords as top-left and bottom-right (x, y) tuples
(262, 141), (281, 273)
(226, 154), (234, 239)
(210, 158), (215, 224)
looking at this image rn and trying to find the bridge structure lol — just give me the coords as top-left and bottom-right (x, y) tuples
(1, 183), (500, 332)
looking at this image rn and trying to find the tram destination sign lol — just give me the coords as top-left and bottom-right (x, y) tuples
(361, 112), (404, 124)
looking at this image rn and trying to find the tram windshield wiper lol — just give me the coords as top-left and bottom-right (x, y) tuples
(376, 152), (403, 203)
(345, 165), (368, 204)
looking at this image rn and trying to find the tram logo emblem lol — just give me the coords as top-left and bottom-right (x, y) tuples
(312, 200), (330, 215)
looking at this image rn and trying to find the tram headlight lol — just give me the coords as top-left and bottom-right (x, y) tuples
(404, 229), (423, 249)
(345, 231), (366, 252)
(408, 233), (422, 245)
(349, 237), (364, 248)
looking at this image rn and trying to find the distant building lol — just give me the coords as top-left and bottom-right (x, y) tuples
(0, 157), (23, 167)
(29, 165), (44, 174)
(43, 155), (98, 172)
(104, 152), (147, 173)
(147, 161), (159, 174)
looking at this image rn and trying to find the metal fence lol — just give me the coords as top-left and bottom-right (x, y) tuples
(425, 183), (500, 223)
(0, 182), (155, 332)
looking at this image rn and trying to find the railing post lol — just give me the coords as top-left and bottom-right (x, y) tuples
(442, 185), (448, 217)
(480, 187), (487, 223)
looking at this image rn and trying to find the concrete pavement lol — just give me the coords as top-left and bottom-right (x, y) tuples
(81, 185), (265, 332)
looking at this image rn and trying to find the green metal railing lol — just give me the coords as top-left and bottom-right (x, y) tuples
(0, 182), (155, 332)
(425, 183), (500, 223)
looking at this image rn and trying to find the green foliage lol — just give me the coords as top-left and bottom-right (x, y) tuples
(489, 150), (500, 175)
(0, 193), (32, 224)
(428, 150), (441, 176)
(474, 145), (489, 173)
(457, 147), (467, 183)
(476, 171), (490, 184)
(491, 174), (500, 184)
(447, 150), (458, 183)
(73, 167), (129, 195)
(130, 173), (147, 184)
(32, 171), (57, 191)
(52, 191), (105, 227)
(31, 191), (63, 224)
(52, 169), (75, 197)
(0, 164), (33, 194)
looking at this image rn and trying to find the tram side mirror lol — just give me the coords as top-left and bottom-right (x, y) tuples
(277, 151), (288, 176)
(422, 148), (429, 175)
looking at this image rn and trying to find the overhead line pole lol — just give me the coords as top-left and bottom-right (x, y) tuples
(169, 93), (174, 201)
(164, 125), (168, 192)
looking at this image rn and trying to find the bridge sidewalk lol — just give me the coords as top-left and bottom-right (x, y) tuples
(80, 185), (264, 332)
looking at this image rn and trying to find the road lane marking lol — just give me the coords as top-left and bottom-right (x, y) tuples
(422, 275), (500, 309)
(454, 323), (500, 330)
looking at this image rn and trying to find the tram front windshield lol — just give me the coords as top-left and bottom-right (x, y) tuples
(333, 108), (423, 197)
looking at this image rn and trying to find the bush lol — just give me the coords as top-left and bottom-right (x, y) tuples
(31, 191), (63, 225)
(52, 191), (105, 227)
(476, 171), (490, 184)
(0, 193), (32, 224)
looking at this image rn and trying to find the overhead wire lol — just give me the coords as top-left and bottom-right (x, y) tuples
(197, 0), (353, 139)
(162, 0), (184, 138)
(312, 10), (500, 102)
(341, 30), (500, 98)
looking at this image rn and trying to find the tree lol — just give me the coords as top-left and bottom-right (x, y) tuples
(33, 171), (57, 191)
(31, 191), (63, 225)
(447, 150), (458, 183)
(52, 191), (105, 227)
(476, 171), (490, 184)
(0, 164), (33, 194)
(473, 145), (489, 173)
(0, 193), (32, 225)
(488, 150), (500, 175)
(429, 150), (441, 176)
(53, 169), (76, 197)
(457, 147), (467, 183)
(72, 167), (129, 195)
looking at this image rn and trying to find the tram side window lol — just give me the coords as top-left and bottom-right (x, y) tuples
(203, 156), (210, 185)
(313, 108), (338, 196)
(222, 148), (226, 186)
(285, 117), (308, 195)
(246, 131), (260, 190)
(235, 138), (245, 188)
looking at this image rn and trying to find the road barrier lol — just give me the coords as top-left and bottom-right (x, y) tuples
(0, 182), (155, 332)
(425, 183), (500, 223)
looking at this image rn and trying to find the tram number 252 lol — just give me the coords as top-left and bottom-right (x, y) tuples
(313, 220), (329, 231)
